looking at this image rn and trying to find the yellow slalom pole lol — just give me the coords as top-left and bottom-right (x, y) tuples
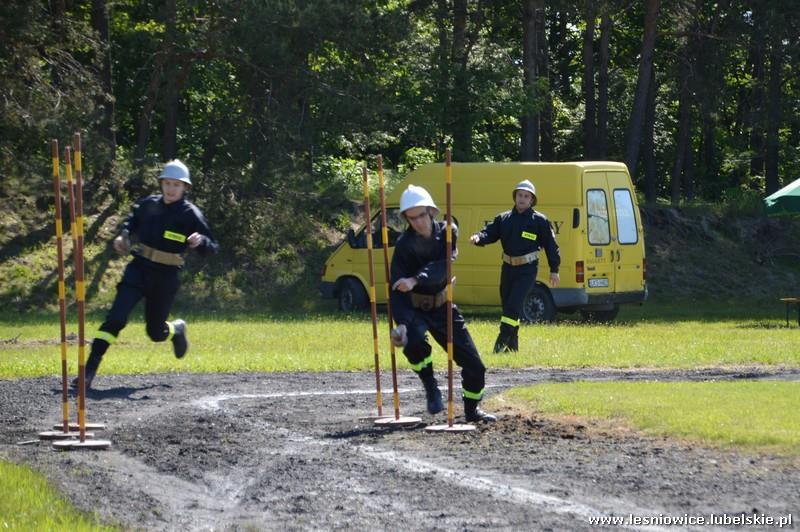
(73, 132), (87, 442)
(52, 140), (70, 433)
(444, 148), (455, 427)
(50, 135), (110, 450)
(363, 167), (383, 417)
(64, 147), (79, 425)
(64, 149), (78, 275)
(377, 155), (401, 419)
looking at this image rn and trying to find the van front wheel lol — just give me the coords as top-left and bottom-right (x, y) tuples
(522, 285), (556, 323)
(338, 278), (368, 312)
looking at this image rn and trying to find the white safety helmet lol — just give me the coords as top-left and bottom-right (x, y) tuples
(513, 179), (537, 205)
(159, 159), (191, 185)
(399, 184), (440, 217)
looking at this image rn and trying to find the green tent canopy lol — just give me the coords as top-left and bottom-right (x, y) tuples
(765, 178), (800, 216)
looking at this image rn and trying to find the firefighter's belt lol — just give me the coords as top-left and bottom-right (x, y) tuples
(137, 244), (184, 267)
(502, 251), (539, 266)
(411, 288), (447, 311)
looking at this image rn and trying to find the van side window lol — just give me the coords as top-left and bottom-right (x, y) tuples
(587, 189), (610, 245)
(613, 189), (638, 244)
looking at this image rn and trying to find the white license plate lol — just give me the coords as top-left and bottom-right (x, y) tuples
(588, 278), (609, 288)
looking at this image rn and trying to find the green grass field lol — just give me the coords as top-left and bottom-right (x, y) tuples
(504, 381), (800, 456)
(1, 304), (798, 378)
(0, 461), (114, 531)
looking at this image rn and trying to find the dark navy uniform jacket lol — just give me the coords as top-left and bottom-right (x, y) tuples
(474, 207), (560, 273)
(122, 194), (218, 268)
(390, 220), (456, 325)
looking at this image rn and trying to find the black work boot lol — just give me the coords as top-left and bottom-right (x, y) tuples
(464, 398), (497, 423)
(507, 327), (519, 352)
(423, 378), (444, 415)
(71, 351), (103, 391)
(171, 319), (188, 359)
(493, 333), (510, 353)
(493, 322), (516, 353)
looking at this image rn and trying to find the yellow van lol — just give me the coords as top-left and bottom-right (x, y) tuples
(320, 162), (647, 322)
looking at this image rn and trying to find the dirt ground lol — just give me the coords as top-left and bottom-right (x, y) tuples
(1, 367), (798, 531)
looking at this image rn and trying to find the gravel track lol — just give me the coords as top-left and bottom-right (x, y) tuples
(1, 367), (798, 531)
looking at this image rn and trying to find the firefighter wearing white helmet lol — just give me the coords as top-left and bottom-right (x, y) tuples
(399, 184), (440, 217)
(513, 179), (536, 204)
(160, 159), (192, 185)
(73, 158), (218, 391)
(470, 179), (560, 353)
(390, 184), (496, 422)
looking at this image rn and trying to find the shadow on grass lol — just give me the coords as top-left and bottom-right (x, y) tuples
(734, 321), (800, 330)
(614, 299), (788, 323)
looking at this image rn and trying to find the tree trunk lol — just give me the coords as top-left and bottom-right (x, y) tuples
(582, 1), (597, 159)
(690, 0), (724, 193)
(624, 0), (659, 179)
(537, 5), (554, 161)
(450, 0), (472, 161)
(436, 0), (450, 155)
(683, 138), (695, 201)
(597, 10), (611, 159)
(48, 0), (66, 86)
(748, 28), (765, 179)
(133, 63), (164, 166)
(671, 51), (691, 206)
(131, 51), (168, 194)
(701, 119), (717, 192)
(161, 0), (179, 161)
(520, 0), (539, 161)
(551, 9), (571, 100)
(764, 39), (781, 194)
(643, 65), (657, 203)
(90, 0), (116, 183)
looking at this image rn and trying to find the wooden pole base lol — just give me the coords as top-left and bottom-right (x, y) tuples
(52, 439), (112, 450)
(374, 416), (422, 427)
(359, 414), (394, 422)
(424, 423), (476, 433)
(38, 430), (95, 440)
(52, 422), (106, 431)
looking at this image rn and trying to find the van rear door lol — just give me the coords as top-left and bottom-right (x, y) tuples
(584, 170), (644, 297)
(583, 172), (615, 295)
(607, 171), (644, 294)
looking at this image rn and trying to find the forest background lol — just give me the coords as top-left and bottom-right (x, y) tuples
(1, 0), (799, 312)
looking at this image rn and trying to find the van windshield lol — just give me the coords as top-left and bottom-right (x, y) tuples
(349, 208), (404, 248)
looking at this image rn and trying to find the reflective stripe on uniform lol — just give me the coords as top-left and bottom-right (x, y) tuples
(500, 315), (520, 327)
(462, 387), (484, 400)
(521, 231), (537, 241)
(94, 330), (117, 345)
(408, 354), (433, 372)
(163, 230), (187, 243)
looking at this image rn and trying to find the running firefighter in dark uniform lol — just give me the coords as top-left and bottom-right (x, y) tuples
(390, 185), (495, 422)
(470, 179), (560, 353)
(74, 159), (218, 390)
